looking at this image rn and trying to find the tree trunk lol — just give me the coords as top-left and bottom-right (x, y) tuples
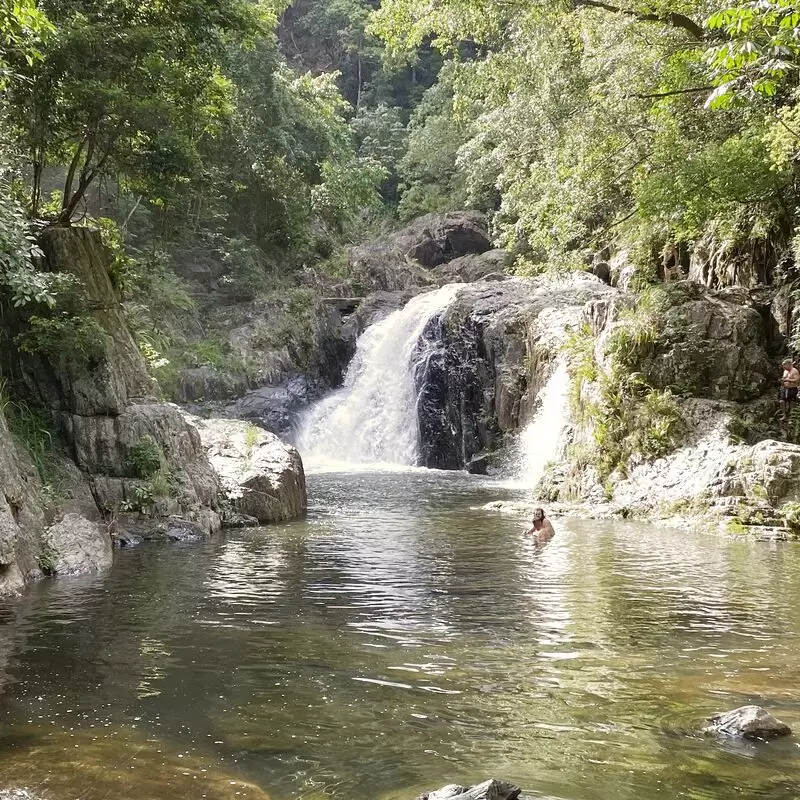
(61, 139), (87, 219)
(356, 40), (363, 113)
(31, 156), (43, 218)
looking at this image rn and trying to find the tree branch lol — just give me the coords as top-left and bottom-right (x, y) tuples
(630, 85), (713, 99)
(573, 0), (705, 40)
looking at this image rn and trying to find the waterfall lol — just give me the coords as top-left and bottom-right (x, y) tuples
(509, 360), (570, 488)
(298, 284), (463, 467)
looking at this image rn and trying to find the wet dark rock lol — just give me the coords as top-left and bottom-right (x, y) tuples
(114, 530), (144, 548)
(419, 779), (521, 800)
(704, 705), (791, 739)
(221, 511), (261, 529)
(591, 261), (611, 284)
(226, 375), (319, 440)
(165, 518), (209, 542)
(413, 276), (613, 470)
(467, 454), (490, 475)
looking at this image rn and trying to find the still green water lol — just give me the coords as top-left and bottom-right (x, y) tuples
(0, 469), (799, 800)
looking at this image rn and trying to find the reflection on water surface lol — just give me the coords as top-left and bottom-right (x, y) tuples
(1, 469), (799, 800)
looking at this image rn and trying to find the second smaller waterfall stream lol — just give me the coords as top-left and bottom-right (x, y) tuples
(508, 360), (570, 488)
(298, 284), (463, 467)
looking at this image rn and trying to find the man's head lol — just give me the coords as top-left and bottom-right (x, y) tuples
(784, 358), (794, 368)
(533, 508), (545, 522)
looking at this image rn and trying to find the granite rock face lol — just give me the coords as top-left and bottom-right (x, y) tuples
(31, 228), (221, 530)
(595, 283), (773, 403)
(0, 227), (228, 596)
(25, 226), (157, 416)
(412, 275), (612, 469)
(0, 410), (47, 594)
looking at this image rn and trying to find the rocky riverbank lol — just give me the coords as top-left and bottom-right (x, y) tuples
(0, 227), (307, 597)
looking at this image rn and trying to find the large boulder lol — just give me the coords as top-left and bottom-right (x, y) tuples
(62, 403), (221, 530)
(600, 283), (773, 402)
(42, 513), (112, 576)
(225, 375), (320, 440)
(349, 211), (492, 292)
(713, 439), (800, 505)
(186, 416), (307, 524)
(435, 249), (511, 284)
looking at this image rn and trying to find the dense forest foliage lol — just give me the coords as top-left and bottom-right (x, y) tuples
(2, 0), (800, 381)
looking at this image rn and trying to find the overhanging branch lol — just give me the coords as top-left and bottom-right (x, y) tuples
(573, 0), (705, 40)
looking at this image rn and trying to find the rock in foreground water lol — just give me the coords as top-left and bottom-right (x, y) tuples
(419, 779), (521, 800)
(704, 705), (791, 739)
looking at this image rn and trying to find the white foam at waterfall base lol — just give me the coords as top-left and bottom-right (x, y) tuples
(297, 284), (463, 469)
(507, 360), (570, 490)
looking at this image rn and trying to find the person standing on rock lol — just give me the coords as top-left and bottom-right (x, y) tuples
(781, 358), (800, 422)
(526, 508), (555, 544)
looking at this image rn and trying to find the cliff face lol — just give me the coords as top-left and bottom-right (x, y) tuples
(21, 227), (223, 536)
(0, 226), (307, 596)
(0, 410), (46, 594)
(411, 276), (614, 470)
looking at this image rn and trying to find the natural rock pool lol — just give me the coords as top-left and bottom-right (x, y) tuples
(1, 469), (799, 800)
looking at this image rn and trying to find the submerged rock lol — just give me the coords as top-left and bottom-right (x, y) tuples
(187, 415), (307, 524)
(704, 705), (791, 739)
(419, 779), (521, 800)
(0, 727), (272, 800)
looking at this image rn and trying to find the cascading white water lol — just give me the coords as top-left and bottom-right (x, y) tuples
(510, 360), (570, 488)
(298, 284), (463, 467)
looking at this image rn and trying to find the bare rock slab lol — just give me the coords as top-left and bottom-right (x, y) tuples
(419, 780), (521, 800)
(705, 705), (791, 739)
(186, 416), (307, 524)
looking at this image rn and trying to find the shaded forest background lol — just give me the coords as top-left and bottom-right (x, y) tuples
(2, 0), (800, 393)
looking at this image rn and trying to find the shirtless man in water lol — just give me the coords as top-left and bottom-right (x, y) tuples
(526, 508), (555, 544)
